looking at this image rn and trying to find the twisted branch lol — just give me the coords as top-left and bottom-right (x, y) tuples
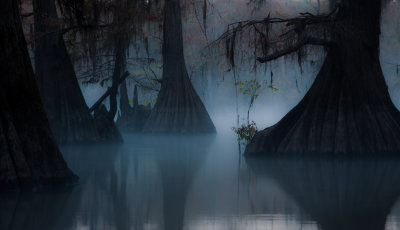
(256, 37), (332, 63)
(212, 5), (340, 65)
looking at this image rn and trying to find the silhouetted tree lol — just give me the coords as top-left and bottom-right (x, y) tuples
(33, 0), (101, 143)
(143, 0), (216, 133)
(0, 0), (77, 190)
(222, 0), (400, 154)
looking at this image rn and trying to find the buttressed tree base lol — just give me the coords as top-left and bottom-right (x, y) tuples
(0, 0), (77, 190)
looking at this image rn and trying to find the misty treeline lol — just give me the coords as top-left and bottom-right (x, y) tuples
(17, 0), (340, 146)
(18, 0), (220, 145)
(1, 0), (218, 190)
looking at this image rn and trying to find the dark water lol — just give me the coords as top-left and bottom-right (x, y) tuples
(2, 132), (400, 230)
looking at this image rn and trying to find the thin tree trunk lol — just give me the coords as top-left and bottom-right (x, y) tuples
(114, 0), (137, 124)
(0, 0), (77, 190)
(89, 71), (130, 113)
(119, 76), (131, 118)
(143, 0), (215, 133)
(246, 0), (400, 154)
(133, 85), (139, 107)
(108, 0), (133, 122)
(33, 0), (100, 144)
(108, 38), (127, 121)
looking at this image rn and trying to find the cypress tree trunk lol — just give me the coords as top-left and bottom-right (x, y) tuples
(0, 0), (77, 190)
(131, 85), (152, 131)
(246, 0), (400, 154)
(33, 0), (100, 144)
(133, 85), (139, 106)
(108, 37), (127, 121)
(110, 9), (132, 130)
(143, 0), (216, 133)
(119, 77), (131, 118)
(115, 77), (132, 129)
(329, 0), (337, 11)
(108, 0), (133, 122)
(117, 83), (152, 131)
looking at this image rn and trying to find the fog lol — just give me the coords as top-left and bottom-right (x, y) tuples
(77, 0), (400, 132)
(3, 133), (400, 230)
(2, 1), (400, 230)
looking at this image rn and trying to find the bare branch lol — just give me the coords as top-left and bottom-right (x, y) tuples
(89, 71), (130, 112)
(256, 41), (302, 63)
(62, 23), (122, 35)
(257, 37), (333, 63)
(210, 4), (340, 65)
(214, 5), (338, 45)
(130, 76), (160, 92)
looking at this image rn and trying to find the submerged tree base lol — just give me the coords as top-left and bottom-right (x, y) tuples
(143, 0), (216, 134)
(33, 0), (102, 145)
(246, 45), (400, 155)
(143, 80), (217, 134)
(93, 105), (123, 142)
(0, 0), (78, 191)
(117, 105), (151, 132)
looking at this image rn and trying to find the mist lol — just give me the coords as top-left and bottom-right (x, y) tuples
(2, 0), (400, 230)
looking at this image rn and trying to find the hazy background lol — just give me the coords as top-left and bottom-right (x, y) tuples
(75, 0), (400, 132)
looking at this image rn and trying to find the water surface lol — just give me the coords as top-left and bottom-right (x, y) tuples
(2, 132), (400, 230)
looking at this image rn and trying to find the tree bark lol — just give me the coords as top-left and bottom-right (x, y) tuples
(33, 0), (100, 144)
(108, 0), (132, 122)
(108, 37), (127, 121)
(0, 0), (77, 190)
(133, 84), (139, 106)
(119, 77), (131, 118)
(246, 0), (400, 154)
(143, 0), (216, 133)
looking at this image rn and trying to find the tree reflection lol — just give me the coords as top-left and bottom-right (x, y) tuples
(153, 134), (214, 230)
(246, 156), (400, 230)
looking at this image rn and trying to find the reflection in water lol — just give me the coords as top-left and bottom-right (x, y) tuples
(246, 156), (400, 230)
(0, 188), (77, 230)
(2, 133), (400, 230)
(0, 134), (215, 230)
(153, 135), (213, 230)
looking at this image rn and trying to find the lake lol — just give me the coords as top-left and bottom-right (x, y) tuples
(2, 131), (400, 230)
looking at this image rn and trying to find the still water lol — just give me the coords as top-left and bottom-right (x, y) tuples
(2, 132), (400, 230)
